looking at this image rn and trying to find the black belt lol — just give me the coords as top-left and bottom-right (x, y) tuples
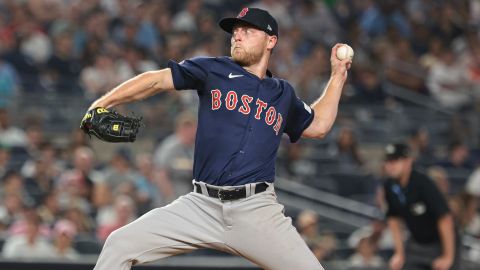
(194, 182), (269, 201)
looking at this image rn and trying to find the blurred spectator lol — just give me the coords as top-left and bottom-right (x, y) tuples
(384, 38), (427, 93)
(308, 232), (338, 262)
(408, 127), (436, 168)
(427, 166), (450, 197)
(293, 0), (340, 46)
(419, 38), (445, 71)
(24, 157), (55, 206)
(357, 0), (410, 39)
(134, 153), (170, 214)
(153, 9), (173, 50)
(2, 211), (54, 259)
(0, 144), (10, 179)
(296, 209), (337, 260)
(348, 219), (394, 250)
(430, 3), (465, 43)
(96, 195), (136, 242)
(348, 236), (385, 268)
(21, 142), (63, 180)
(67, 129), (91, 157)
(350, 65), (387, 105)
(51, 219), (79, 260)
(80, 53), (130, 99)
(0, 108), (27, 148)
(172, 0), (203, 32)
(0, 59), (18, 107)
(94, 148), (140, 235)
(294, 45), (330, 103)
(1, 3), (49, 91)
(27, 0), (64, 26)
(110, 2), (159, 55)
(449, 192), (478, 233)
(0, 192), (25, 228)
(0, 171), (29, 226)
(463, 38), (480, 93)
(23, 123), (45, 159)
(37, 190), (60, 227)
(64, 205), (94, 236)
(101, 147), (137, 192)
(153, 111), (196, 198)
(79, 37), (103, 67)
(466, 167), (480, 197)
(297, 209), (321, 245)
(46, 32), (83, 94)
(280, 141), (316, 179)
(269, 27), (303, 79)
(327, 126), (364, 169)
(409, 22), (431, 56)
(427, 46), (472, 109)
(122, 45), (158, 75)
(437, 140), (474, 170)
(75, 9), (109, 59)
(57, 146), (99, 208)
(17, 20), (52, 65)
(471, 0), (480, 25)
(251, 0), (293, 29)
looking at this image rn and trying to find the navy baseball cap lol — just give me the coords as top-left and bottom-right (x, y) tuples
(219, 7), (279, 38)
(384, 143), (411, 161)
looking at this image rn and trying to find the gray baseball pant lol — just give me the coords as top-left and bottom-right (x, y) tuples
(93, 182), (324, 270)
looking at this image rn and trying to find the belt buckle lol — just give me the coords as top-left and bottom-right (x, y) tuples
(218, 187), (241, 201)
(218, 189), (232, 201)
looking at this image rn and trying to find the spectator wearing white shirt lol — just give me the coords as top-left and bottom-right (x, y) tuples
(2, 211), (54, 259)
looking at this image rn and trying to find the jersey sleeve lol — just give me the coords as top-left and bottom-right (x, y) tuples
(284, 87), (315, 143)
(167, 57), (210, 91)
(421, 176), (450, 219)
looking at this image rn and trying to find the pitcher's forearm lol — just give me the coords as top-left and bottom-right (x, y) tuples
(89, 69), (175, 109)
(311, 74), (345, 126)
(304, 74), (345, 138)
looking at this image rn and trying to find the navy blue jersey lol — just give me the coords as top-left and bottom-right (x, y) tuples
(168, 56), (314, 186)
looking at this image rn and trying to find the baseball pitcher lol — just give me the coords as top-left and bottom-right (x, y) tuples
(81, 7), (351, 270)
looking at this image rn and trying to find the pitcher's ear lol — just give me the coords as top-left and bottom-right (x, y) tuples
(267, 35), (277, 50)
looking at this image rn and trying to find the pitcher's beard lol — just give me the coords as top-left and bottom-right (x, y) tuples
(232, 47), (263, 66)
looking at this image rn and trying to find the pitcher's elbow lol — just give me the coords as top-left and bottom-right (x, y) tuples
(303, 126), (329, 140)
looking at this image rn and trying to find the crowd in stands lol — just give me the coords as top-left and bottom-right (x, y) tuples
(0, 0), (479, 267)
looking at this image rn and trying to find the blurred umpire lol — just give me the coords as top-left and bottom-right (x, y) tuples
(383, 143), (460, 270)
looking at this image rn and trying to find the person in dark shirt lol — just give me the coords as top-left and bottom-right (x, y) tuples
(47, 32), (83, 94)
(383, 143), (458, 270)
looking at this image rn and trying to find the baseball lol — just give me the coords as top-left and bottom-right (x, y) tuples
(336, 44), (354, 61)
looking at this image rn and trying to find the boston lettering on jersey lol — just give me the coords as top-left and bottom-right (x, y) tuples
(167, 56), (314, 186)
(210, 89), (283, 135)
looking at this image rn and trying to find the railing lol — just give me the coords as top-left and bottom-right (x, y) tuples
(275, 177), (382, 229)
(384, 83), (454, 115)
